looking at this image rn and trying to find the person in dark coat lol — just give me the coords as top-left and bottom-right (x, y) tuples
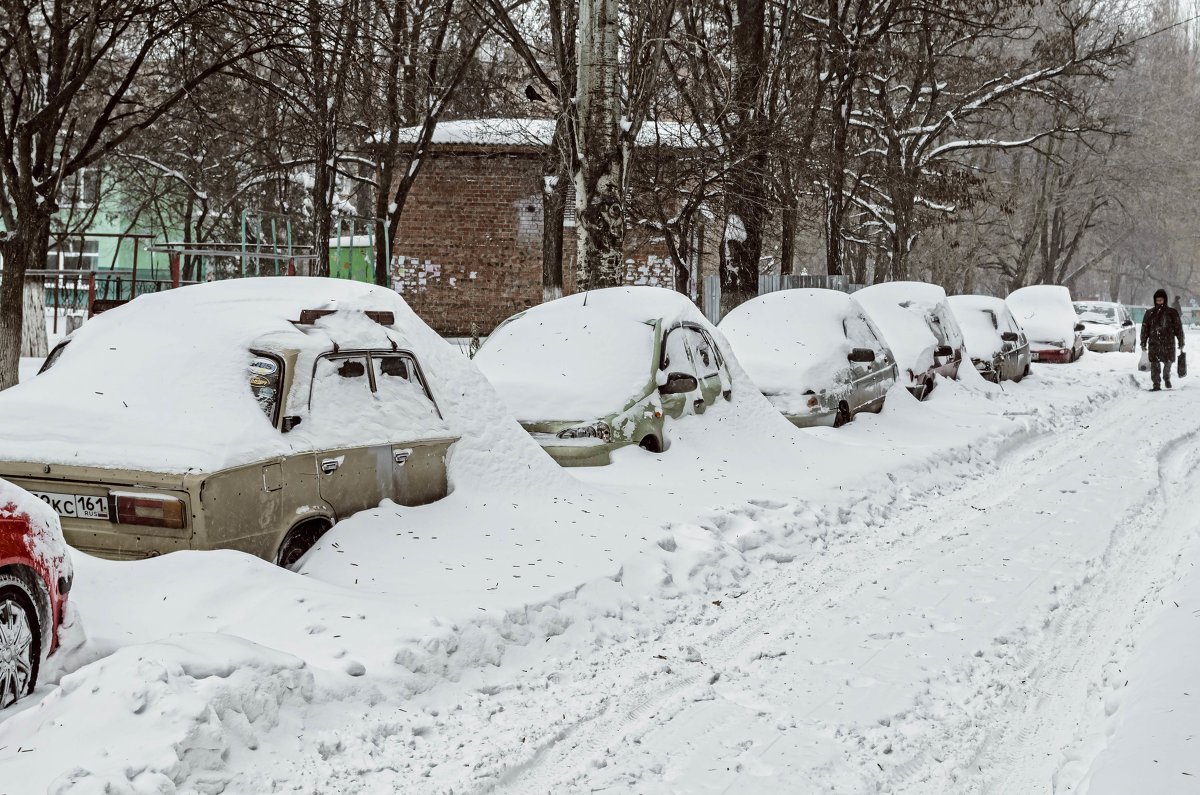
(1141, 288), (1185, 390)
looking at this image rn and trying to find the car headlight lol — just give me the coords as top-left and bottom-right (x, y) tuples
(556, 421), (613, 442)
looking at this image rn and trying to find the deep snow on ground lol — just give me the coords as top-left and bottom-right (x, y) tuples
(2, 341), (1199, 794)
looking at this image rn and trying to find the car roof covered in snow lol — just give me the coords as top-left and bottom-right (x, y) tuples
(475, 286), (707, 422)
(949, 295), (1017, 360)
(1007, 285), (1077, 345)
(719, 289), (880, 397)
(0, 278), (452, 474)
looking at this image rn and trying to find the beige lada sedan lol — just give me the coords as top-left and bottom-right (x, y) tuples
(0, 278), (456, 567)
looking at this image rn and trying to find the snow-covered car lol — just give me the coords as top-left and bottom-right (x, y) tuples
(1007, 285), (1086, 363)
(0, 478), (73, 709)
(0, 279), (458, 567)
(854, 281), (966, 399)
(948, 295), (1032, 383)
(1073, 300), (1137, 353)
(474, 286), (732, 466)
(719, 289), (898, 427)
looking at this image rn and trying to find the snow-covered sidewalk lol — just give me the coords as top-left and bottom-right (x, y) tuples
(2, 346), (1197, 793)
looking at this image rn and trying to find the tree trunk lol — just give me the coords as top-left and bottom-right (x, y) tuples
(782, 206), (799, 276)
(0, 214), (51, 389)
(720, 0), (767, 314)
(21, 279), (48, 358)
(309, 0), (333, 277)
(542, 119), (571, 302)
(575, 0), (624, 291)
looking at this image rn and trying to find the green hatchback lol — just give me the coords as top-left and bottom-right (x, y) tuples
(474, 287), (733, 466)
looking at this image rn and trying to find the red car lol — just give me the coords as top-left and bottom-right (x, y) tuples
(0, 478), (73, 709)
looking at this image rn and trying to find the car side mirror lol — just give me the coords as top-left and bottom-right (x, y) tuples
(659, 372), (699, 395)
(1001, 331), (1019, 342)
(1074, 322), (1085, 332)
(281, 416), (302, 433)
(847, 347), (876, 363)
(935, 345), (954, 358)
(1122, 319), (1133, 327)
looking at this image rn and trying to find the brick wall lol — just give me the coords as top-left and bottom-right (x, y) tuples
(392, 148), (681, 336)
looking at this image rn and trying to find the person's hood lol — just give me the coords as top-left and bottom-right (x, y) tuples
(1154, 288), (1169, 302)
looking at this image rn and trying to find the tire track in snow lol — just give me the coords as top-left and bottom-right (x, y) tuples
(480, 386), (1146, 795)
(831, 391), (1200, 794)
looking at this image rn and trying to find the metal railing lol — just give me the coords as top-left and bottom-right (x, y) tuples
(702, 273), (866, 324)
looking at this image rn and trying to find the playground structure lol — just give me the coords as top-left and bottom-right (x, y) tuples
(26, 211), (385, 332)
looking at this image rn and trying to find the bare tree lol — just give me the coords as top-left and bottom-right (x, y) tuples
(0, 0), (283, 388)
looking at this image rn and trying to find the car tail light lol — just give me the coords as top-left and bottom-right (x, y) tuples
(807, 396), (820, 408)
(114, 494), (186, 529)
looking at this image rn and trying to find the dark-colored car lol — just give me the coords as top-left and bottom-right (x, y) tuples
(0, 478), (73, 709)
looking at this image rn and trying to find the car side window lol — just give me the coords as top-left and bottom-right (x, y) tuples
(310, 354), (375, 422)
(249, 351), (285, 425)
(370, 353), (442, 420)
(662, 326), (698, 377)
(844, 313), (883, 353)
(686, 328), (720, 379)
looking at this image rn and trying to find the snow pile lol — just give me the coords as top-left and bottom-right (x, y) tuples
(719, 289), (883, 414)
(855, 281), (962, 385)
(0, 633), (313, 794)
(1008, 284), (1078, 347)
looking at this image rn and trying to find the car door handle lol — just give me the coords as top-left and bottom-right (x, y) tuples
(320, 457), (342, 475)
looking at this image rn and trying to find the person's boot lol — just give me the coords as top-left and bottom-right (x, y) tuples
(1166, 377), (1173, 389)
(1152, 382), (1162, 391)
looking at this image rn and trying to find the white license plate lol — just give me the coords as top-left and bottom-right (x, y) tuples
(31, 491), (110, 521)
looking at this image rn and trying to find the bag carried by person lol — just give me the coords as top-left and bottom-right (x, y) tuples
(1139, 348), (1151, 372)
(1179, 351), (1188, 378)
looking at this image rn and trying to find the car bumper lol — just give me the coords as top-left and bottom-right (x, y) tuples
(1084, 338), (1120, 352)
(783, 408), (839, 428)
(530, 434), (633, 467)
(1031, 347), (1072, 363)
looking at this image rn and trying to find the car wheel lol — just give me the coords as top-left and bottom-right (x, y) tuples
(833, 401), (852, 428)
(0, 575), (41, 710)
(639, 435), (663, 454)
(275, 520), (331, 570)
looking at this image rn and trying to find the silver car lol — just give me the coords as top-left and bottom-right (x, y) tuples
(720, 289), (899, 427)
(1073, 301), (1137, 352)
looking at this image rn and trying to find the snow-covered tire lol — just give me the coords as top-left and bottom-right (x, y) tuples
(0, 574), (41, 710)
(275, 521), (330, 570)
(833, 401), (852, 428)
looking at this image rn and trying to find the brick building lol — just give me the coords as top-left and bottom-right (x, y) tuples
(390, 119), (696, 336)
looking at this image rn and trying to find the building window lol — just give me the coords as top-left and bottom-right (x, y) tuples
(563, 180), (576, 227)
(59, 168), (101, 208)
(46, 238), (99, 271)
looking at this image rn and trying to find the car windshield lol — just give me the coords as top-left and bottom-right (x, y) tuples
(1075, 304), (1118, 324)
(476, 315), (657, 421)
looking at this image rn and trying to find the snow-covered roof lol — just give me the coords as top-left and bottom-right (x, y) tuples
(949, 295), (1015, 360)
(388, 118), (702, 150)
(475, 286), (706, 421)
(0, 279), (455, 473)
